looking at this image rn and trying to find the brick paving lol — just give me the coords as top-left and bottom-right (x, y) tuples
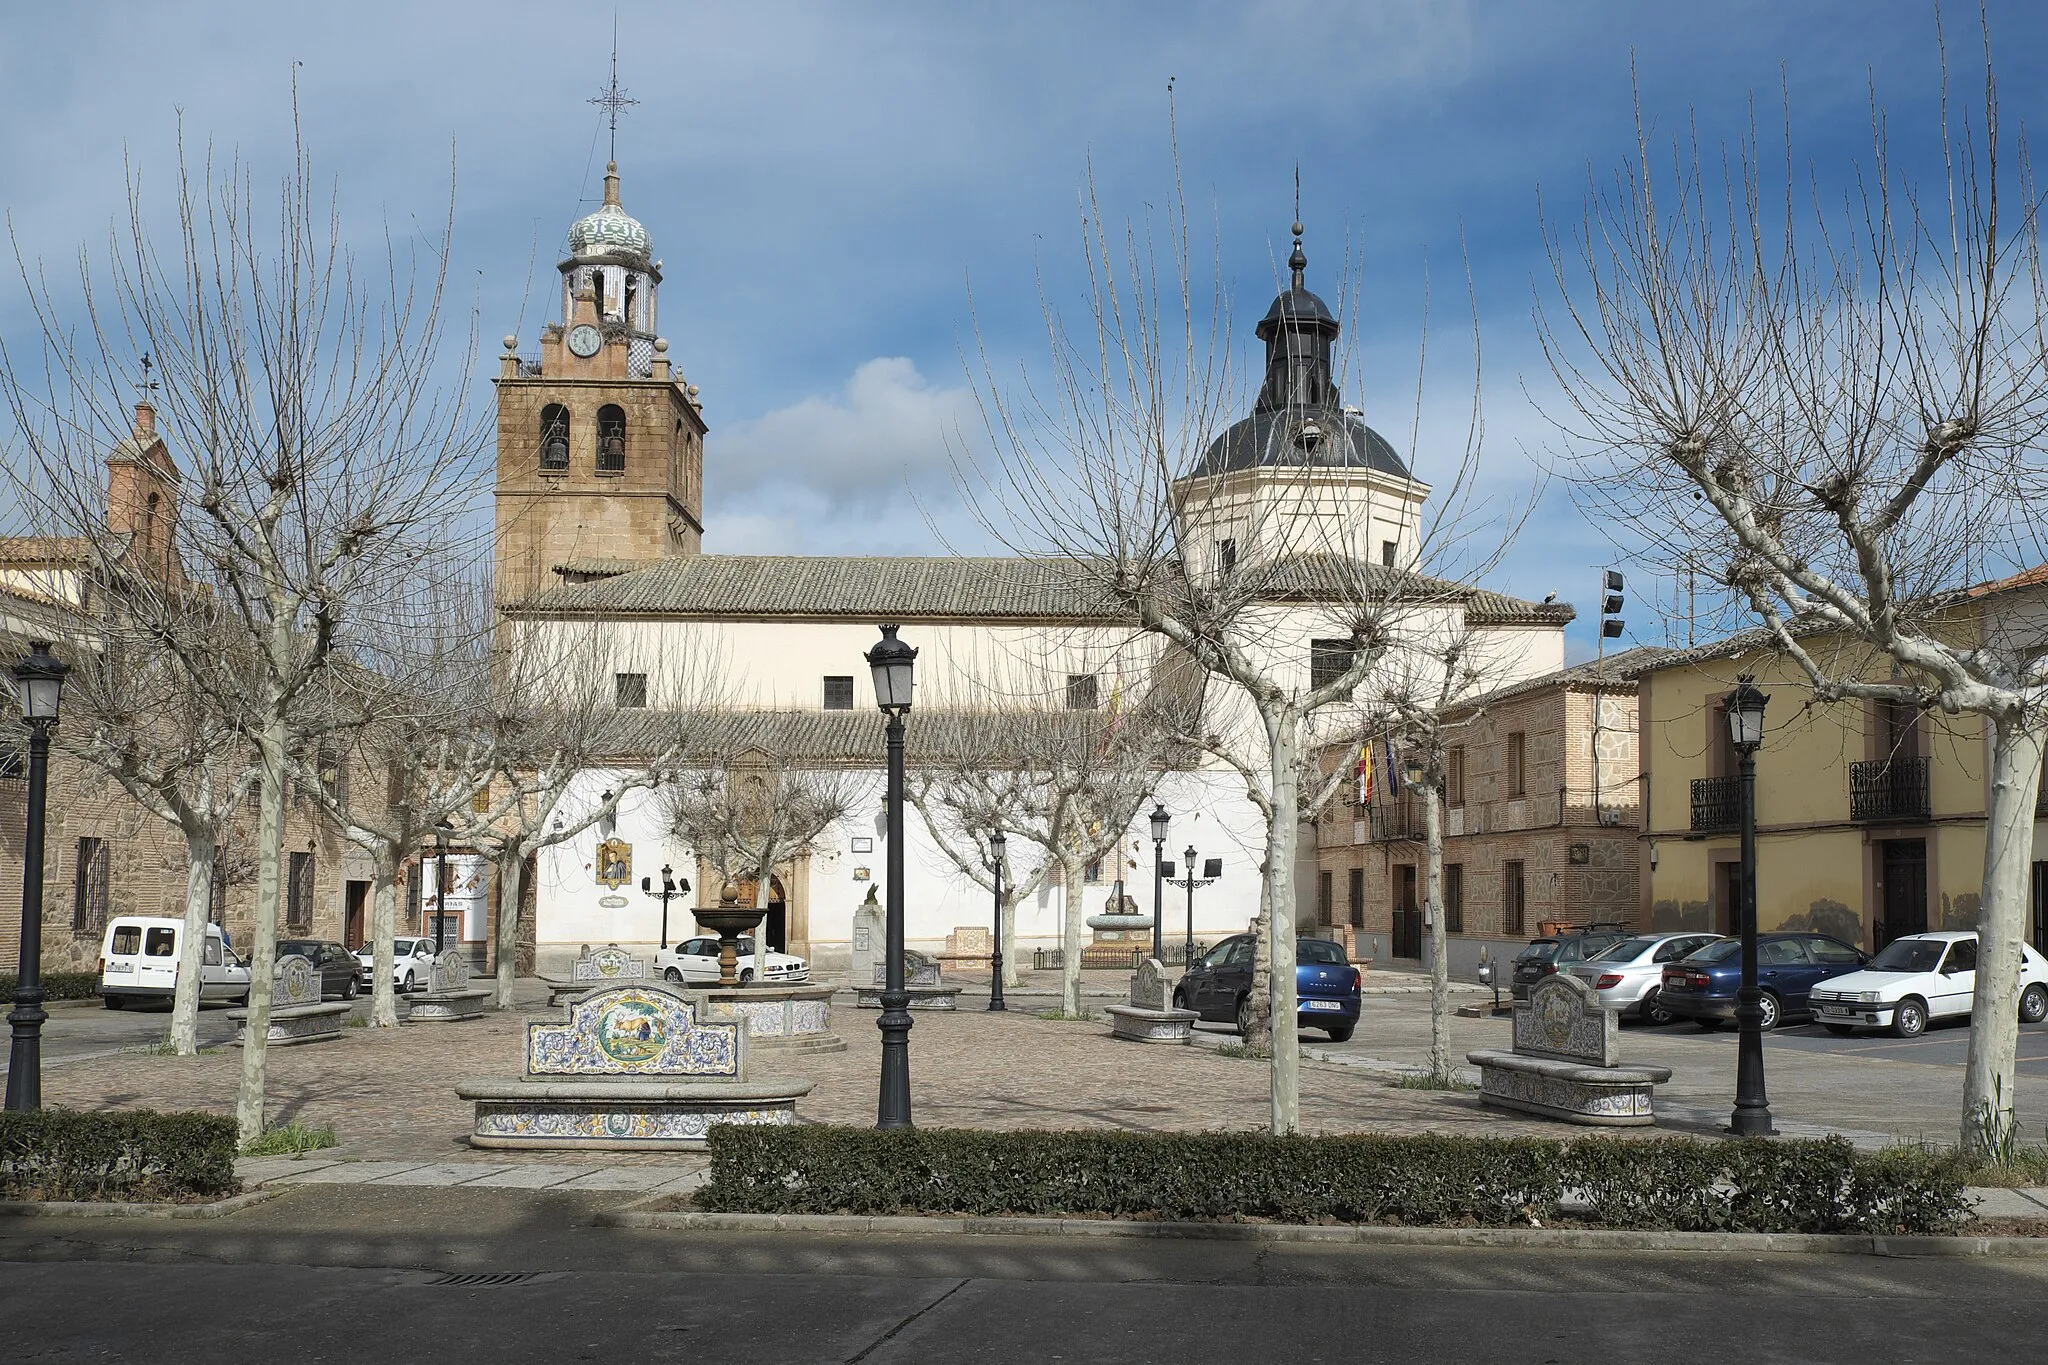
(40, 987), (1576, 1161)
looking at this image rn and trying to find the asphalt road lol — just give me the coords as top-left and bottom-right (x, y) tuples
(1, 1185), (2045, 1363)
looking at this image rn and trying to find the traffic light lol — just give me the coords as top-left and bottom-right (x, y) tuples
(1600, 569), (1624, 640)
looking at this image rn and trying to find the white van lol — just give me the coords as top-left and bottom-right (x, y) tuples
(99, 918), (251, 1009)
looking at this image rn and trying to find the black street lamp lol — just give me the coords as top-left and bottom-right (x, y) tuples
(7, 641), (68, 1112)
(641, 864), (689, 950)
(986, 828), (1007, 1012)
(1148, 803), (1169, 963)
(866, 623), (918, 1129)
(431, 822), (454, 953)
(1725, 676), (1774, 1138)
(1183, 843), (1198, 968)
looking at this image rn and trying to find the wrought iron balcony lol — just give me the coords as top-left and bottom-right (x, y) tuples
(1850, 757), (1930, 823)
(1690, 776), (1741, 833)
(1369, 802), (1422, 842)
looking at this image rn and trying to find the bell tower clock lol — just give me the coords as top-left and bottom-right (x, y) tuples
(491, 158), (707, 605)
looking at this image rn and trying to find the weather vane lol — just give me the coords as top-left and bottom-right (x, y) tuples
(588, 20), (638, 163)
(137, 353), (158, 399)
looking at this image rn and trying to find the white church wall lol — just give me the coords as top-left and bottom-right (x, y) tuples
(529, 764), (1272, 976)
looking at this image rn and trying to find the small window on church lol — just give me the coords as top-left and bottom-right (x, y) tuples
(540, 404), (570, 471)
(596, 405), (627, 474)
(1217, 538), (1237, 576)
(1066, 675), (1099, 711)
(1381, 540), (1397, 567)
(615, 673), (648, 708)
(823, 676), (855, 711)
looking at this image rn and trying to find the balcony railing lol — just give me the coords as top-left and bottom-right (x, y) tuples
(1690, 776), (1741, 833)
(1369, 803), (1422, 842)
(1851, 757), (1931, 823)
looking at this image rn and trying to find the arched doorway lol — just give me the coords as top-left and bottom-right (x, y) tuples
(729, 875), (789, 953)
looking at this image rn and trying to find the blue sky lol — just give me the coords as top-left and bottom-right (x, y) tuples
(2, 1), (2040, 658)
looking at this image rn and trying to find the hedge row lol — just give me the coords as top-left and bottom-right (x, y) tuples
(701, 1127), (1969, 1235)
(0, 1109), (239, 1203)
(0, 973), (103, 1001)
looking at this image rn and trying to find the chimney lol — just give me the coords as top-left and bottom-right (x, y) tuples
(134, 400), (156, 439)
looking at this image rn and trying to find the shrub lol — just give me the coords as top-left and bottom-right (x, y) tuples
(0, 973), (101, 1002)
(0, 1108), (239, 1202)
(701, 1127), (1969, 1235)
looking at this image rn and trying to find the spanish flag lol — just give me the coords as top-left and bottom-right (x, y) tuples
(1356, 741), (1373, 805)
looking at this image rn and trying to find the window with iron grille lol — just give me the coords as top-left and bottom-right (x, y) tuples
(406, 862), (423, 931)
(287, 851), (315, 932)
(1503, 859), (1526, 937)
(1445, 863), (1465, 934)
(71, 837), (109, 936)
(1347, 866), (1364, 928)
(1067, 674), (1099, 710)
(539, 403), (570, 471)
(1083, 860), (1102, 883)
(823, 676), (855, 710)
(1505, 732), (1526, 798)
(596, 404), (627, 473)
(615, 672), (648, 708)
(1309, 639), (1355, 690)
(1317, 870), (1333, 925)
(1446, 746), (1466, 808)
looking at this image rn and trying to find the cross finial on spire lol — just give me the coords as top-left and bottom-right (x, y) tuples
(1290, 168), (1307, 291)
(588, 21), (638, 163)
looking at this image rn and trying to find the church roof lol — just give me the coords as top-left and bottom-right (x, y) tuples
(1193, 408), (1412, 480)
(592, 706), (1137, 765)
(513, 552), (1572, 627)
(566, 162), (650, 261)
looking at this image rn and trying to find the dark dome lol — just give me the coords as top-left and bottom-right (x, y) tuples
(1257, 286), (1337, 337)
(1195, 408), (1410, 479)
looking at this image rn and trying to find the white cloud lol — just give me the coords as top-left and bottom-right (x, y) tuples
(706, 357), (979, 508)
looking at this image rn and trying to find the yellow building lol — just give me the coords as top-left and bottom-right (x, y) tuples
(1638, 582), (2048, 955)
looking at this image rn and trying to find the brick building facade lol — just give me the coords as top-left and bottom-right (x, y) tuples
(1314, 648), (1665, 978)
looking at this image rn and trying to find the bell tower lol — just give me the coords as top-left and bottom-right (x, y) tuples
(491, 157), (707, 605)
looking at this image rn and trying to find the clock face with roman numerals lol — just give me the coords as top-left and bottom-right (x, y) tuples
(568, 324), (603, 358)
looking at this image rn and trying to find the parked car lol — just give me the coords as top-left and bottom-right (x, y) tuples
(657, 936), (810, 985)
(1566, 931), (1725, 1024)
(276, 939), (362, 1000)
(1807, 931), (2048, 1038)
(354, 936), (439, 992)
(1657, 932), (1866, 1030)
(1511, 924), (1632, 1001)
(1172, 933), (1363, 1041)
(98, 918), (249, 1009)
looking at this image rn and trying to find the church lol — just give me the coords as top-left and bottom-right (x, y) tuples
(488, 158), (1573, 974)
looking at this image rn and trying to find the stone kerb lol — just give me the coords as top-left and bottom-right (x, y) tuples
(406, 949), (490, 1024)
(1467, 974), (1671, 1127)
(1104, 957), (1198, 1045)
(855, 949), (962, 1010)
(457, 979), (813, 1150)
(228, 954), (350, 1048)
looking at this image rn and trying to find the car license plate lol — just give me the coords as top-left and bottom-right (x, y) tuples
(1303, 1000), (1343, 1012)
(1818, 1006), (1849, 1016)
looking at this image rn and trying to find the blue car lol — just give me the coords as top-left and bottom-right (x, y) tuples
(1173, 933), (1363, 1041)
(1656, 932), (1867, 1031)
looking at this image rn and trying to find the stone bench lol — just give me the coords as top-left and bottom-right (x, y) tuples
(540, 944), (649, 1007)
(405, 949), (490, 1023)
(697, 983), (845, 1054)
(1465, 1050), (1672, 1126)
(230, 955), (350, 1047)
(1104, 958), (1196, 1044)
(1468, 974), (1671, 1127)
(852, 984), (963, 1010)
(458, 981), (811, 1151)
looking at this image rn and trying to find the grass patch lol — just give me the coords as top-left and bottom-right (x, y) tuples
(240, 1123), (339, 1157)
(1213, 1042), (1271, 1060)
(345, 1016), (368, 1028)
(1035, 1008), (1097, 1022)
(1386, 1072), (1478, 1092)
(1886, 1134), (2048, 1189)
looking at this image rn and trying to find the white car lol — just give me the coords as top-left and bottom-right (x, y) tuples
(1808, 931), (2048, 1038)
(99, 917), (249, 1008)
(657, 935), (810, 986)
(354, 936), (440, 992)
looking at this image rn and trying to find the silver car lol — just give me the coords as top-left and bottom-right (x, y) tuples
(1567, 932), (1724, 1024)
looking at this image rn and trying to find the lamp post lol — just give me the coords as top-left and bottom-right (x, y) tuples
(7, 641), (67, 1112)
(1183, 843), (1198, 968)
(431, 823), (453, 954)
(642, 864), (688, 950)
(987, 828), (1007, 1011)
(1148, 803), (1169, 963)
(1725, 676), (1774, 1138)
(866, 624), (917, 1129)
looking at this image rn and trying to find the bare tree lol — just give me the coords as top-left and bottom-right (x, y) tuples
(0, 107), (488, 1143)
(661, 730), (856, 980)
(958, 133), (1516, 1130)
(1540, 26), (2048, 1154)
